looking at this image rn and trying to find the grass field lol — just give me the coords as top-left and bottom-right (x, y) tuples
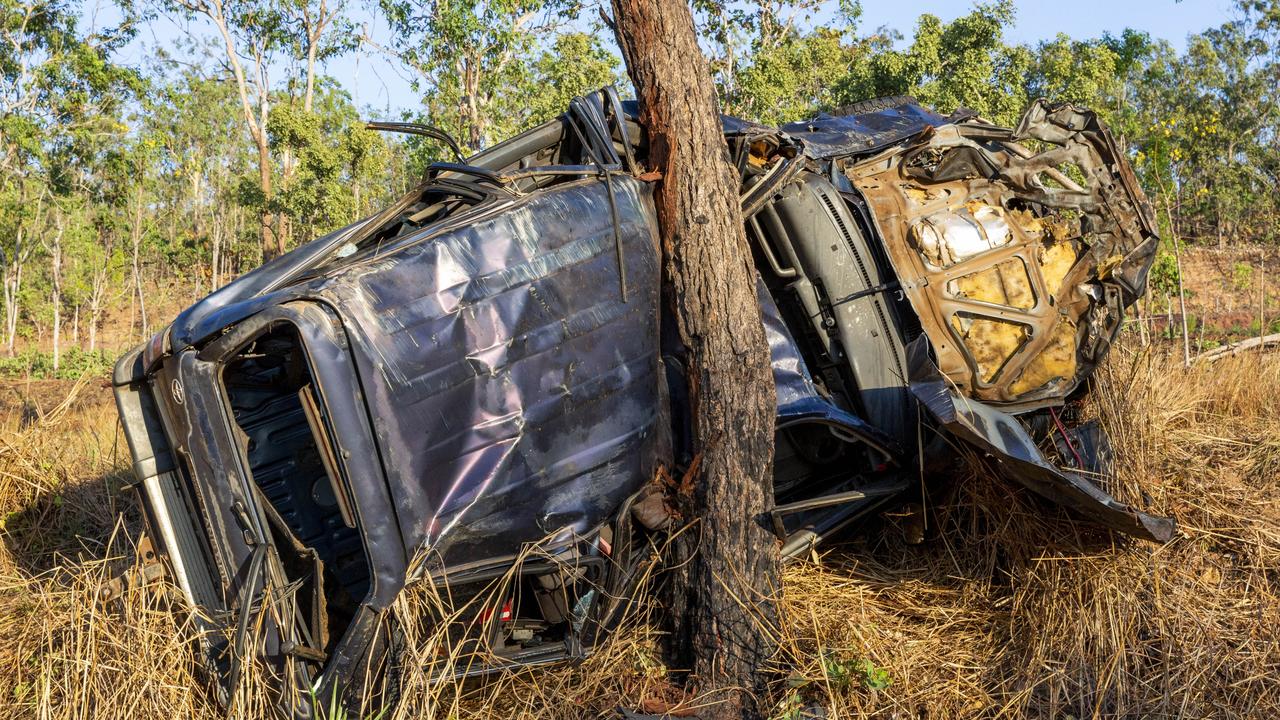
(1, 343), (1278, 719)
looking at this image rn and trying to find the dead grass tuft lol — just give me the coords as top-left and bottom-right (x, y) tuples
(2, 345), (1278, 718)
(0, 384), (220, 718)
(765, 346), (1280, 718)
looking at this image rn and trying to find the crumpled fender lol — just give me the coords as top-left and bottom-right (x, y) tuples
(906, 338), (1175, 542)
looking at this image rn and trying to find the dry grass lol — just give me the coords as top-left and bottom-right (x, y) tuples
(0, 379), (220, 718)
(769, 346), (1280, 718)
(2, 344), (1278, 719)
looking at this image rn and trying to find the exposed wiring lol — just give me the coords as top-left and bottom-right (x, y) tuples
(1049, 406), (1086, 470)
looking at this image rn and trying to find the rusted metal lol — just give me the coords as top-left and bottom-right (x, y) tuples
(98, 534), (166, 605)
(848, 101), (1157, 409)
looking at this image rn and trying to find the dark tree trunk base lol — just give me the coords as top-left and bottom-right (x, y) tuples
(610, 1), (782, 717)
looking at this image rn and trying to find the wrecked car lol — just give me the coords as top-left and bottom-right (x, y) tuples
(111, 88), (1173, 714)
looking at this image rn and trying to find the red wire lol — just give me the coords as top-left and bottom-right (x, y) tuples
(1050, 406), (1087, 470)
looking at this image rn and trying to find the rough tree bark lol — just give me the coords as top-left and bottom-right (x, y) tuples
(610, 1), (781, 717)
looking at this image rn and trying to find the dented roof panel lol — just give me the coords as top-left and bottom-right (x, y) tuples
(780, 98), (960, 159)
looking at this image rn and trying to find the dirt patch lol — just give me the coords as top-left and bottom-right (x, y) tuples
(1143, 245), (1280, 342)
(0, 379), (113, 428)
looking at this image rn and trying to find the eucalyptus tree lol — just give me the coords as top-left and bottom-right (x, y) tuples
(377, 0), (611, 154)
(161, 0), (284, 259)
(1, 0), (139, 355)
(1173, 2), (1280, 245)
(835, 0), (1030, 125)
(163, 0), (355, 259)
(268, 85), (397, 243)
(144, 68), (251, 290)
(695, 0), (868, 123)
(524, 31), (619, 125)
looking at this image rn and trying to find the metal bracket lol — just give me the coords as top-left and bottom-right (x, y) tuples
(97, 534), (167, 605)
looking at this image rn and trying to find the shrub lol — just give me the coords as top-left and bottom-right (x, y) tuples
(0, 348), (115, 380)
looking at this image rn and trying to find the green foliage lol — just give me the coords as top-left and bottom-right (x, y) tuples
(821, 652), (891, 691)
(1149, 251), (1181, 297)
(0, 347), (114, 379)
(269, 91), (394, 235)
(1, 0), (143, 171)
(525, 32), (620, 126)
(379, 0), (597, 153)
(1232, 262), (1255, 291)
(835, 1), (1030, 124)
(772, 649), (892, 718)
(1026, 34), (1121, 109)
(735, 27), (855, 125)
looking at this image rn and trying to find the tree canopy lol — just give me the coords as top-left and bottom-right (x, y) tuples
(2, 0), (1278, 367)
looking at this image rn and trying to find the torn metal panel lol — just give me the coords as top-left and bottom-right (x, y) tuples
(907, 339), (1174, 542)
(847, 99), (1158, 410)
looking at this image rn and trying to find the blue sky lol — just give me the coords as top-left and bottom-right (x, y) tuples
(84, 0), (1232, 119)
(862, 0), (1230, 52)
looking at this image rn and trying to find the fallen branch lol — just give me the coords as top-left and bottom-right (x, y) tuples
(1192, 333), (1280, 363)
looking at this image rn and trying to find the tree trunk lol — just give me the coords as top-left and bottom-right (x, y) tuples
(88, 263), (106, 353)
(207, 0), (279, 263)
(89, 301), (98, 352)
(1260, 249), (1267, 347)
(257, 136), (281, 261)
(463, 54), (484, 150)
(610, 1), (781, 717)
(212, 204), (223, 290)
(304, 24), (319, 114)
(2, 253), (19, 356)
(4, 187), (41, 355)
(1163, 191), (1191, 367)
(50, 219), (63, 372)
(131, 187), (149, 340)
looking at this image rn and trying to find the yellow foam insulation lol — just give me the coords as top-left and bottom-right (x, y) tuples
(1042, 213), (1081, 242)
(1007, 207), (1080, 299)
(748, 141), (771, 166)
(1040, 240), (1077, 297)
(1008, 208), (1044, 235)
(1011, 318), (1078, 395)
(924, 203), (1083, 397)
(1012, 207), (1079, 240)
(1096, 253), (1124, 279)
(905, 185), (948, 205)
(948, 259), (1036, 309)
(950, 315), (1028, 382)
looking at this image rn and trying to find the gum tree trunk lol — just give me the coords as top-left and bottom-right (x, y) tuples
(49, 217), (63, 371)
(610, 1), (781, 717)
